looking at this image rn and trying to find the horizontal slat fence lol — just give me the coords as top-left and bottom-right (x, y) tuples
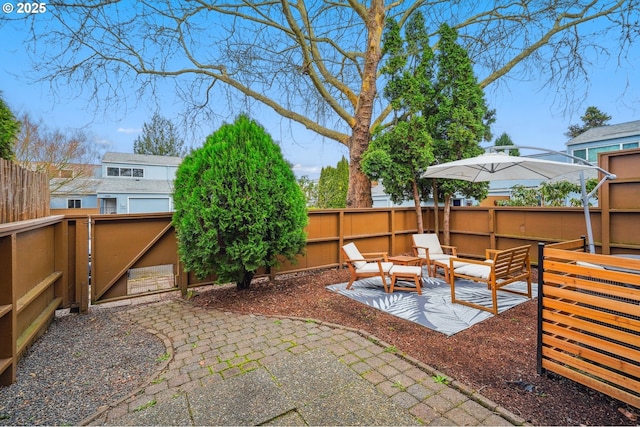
(0, 159), (50, 224)
(537, 239), (640, 408)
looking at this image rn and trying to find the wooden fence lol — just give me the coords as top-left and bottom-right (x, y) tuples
(0, 215), (87, 385)
(0, 159), (50, 224)
(537, 238), (640, 408)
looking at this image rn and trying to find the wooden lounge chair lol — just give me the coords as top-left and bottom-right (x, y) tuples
(342, 242), (394, 292)
(412, 233), (458, 278)
(449, 245), (532, 315)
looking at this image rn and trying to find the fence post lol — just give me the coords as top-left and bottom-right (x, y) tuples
(536, 241), (545, 375)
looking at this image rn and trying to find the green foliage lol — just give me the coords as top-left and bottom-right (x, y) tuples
(134, 112), (187, 157)
(566, 106), (612, 139)
(363, 13), (435, 221)
(428, 23), (493, 202)
(497, 180), (594, 207)
(317, 156), (349, 208)
(541, 181), (580, 206)
(0, 94), (20, 160)
(569, 178), (599, 206)
(496, 185), (540, 206)
(493, 132), (519, 156)
(297, 175), (318, 207)
(172, 115), (308, 290)
(433, 374), (449, 385)
(363, 118), (433, 204)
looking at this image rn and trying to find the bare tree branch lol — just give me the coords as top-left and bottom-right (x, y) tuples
(12, 0), (638, 206)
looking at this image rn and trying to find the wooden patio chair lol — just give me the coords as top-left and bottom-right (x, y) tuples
(412, 233), (458, 278)
(449, 245), (532, 315)
(341, 242), (394, 292)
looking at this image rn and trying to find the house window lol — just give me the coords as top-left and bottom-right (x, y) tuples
(67, 199), (82, 209)
(58, 169), (74, 178)
(106, 167), (145, 178)
(573, 149), (586, 161)
(587, 144), (620, 162)
(623, 142), (639, 150)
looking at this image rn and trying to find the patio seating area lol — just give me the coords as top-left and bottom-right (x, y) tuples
(340, 240), (535, 328)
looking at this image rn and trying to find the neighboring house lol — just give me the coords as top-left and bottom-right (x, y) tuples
(566, 119), (640, 162)
(486, 119), (639, 205)
(50, 152), (182, 214)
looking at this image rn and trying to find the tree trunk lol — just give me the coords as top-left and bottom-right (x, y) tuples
(236, 270), (255, 290)
(432, 182), (439, 234)
(346, 0), (384, 208)
(412, 179), (424, 234)
(443, 194), (451, 246)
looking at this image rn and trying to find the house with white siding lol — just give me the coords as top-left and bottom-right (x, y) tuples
(50, 152), (182, 214)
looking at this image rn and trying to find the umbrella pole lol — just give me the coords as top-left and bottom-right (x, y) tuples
(580, 171), (596, 254)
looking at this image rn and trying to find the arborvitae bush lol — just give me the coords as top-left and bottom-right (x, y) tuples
(172, 115), (308, 290)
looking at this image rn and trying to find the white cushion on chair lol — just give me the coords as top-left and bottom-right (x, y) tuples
(357, 262), (393, 273)
(343, 242), (366, 269)
(454, 263), (491, 279)
(430, 253), (454, 262)
(413, 234), (444, 255)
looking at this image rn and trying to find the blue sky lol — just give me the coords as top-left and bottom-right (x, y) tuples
(1, 7), (638, 179)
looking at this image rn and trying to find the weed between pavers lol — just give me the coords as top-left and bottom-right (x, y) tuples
(392, 381), (407, 391)
(432, 374), (449, 385)
(156, 352), (171, 362)
(134, 399), (157, 412)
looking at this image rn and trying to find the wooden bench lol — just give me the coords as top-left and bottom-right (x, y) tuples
(449, 245), (532, 315)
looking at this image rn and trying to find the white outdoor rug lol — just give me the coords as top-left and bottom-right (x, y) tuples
(326, 275), (537, 336)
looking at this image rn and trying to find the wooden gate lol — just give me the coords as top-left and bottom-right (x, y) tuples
(91, 213), (208, 304)
(537, 239), (640, 408)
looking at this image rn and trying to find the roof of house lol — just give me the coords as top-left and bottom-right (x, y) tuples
(102, 152), (183, 166)
(97, 178), (174, 194)
(567, 119), (640, 146)
(50, 178), (102, 196)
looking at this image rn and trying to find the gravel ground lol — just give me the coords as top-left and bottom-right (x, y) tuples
(0, 306), (166, 426)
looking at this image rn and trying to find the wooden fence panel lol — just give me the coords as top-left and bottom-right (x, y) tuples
(0, 216), (68, 385)
(0, 159), (50, 224)
(538, 241), (640, 408)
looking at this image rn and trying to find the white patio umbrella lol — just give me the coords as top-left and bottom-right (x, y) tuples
(421, 152), (595, 181)
(421, 149), (616, 253)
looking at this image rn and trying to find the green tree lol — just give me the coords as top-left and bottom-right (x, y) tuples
(362, 13), (434, 233)
(496, 185), (540, 206)
(566, 106), (612, 139)
(297, 175), (318, 207)
(134, 113), (188, 157)
(493, 132), (519, 156)
(428, 24), (493, 243)
(0, 93), (20, 160)
(498, 180), (596, 207)
(26, 2), (637, 207)
(316, 157), (349, 208)
(172, 115), (308, 290)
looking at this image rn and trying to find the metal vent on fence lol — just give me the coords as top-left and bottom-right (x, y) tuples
(127, 264), (175, 295)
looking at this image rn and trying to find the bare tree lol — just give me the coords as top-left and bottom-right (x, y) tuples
(20, 1), (639, 207)
(14, 112), (101, 196)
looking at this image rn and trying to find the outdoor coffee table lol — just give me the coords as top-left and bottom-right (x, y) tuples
(388, 265), (423, 295)
(388, 255), (421, 266)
